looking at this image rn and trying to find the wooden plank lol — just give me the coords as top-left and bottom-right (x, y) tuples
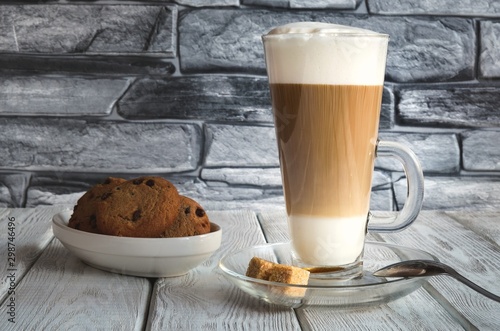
(444, 210), (500, 246)
(0, 206), (66, 303)
(146, 210), (302, 331)
(379, 210), (500, 331)
(0, 207), (151, 331)
(258, 210), (464, 331)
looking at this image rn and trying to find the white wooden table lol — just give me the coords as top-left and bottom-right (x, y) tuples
(0, 206), (499, 330)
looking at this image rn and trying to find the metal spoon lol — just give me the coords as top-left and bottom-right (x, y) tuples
(373, 260), (500, 302)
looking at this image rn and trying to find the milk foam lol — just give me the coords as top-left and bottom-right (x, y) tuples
(262, 22), (389, 85)
(288, 215), (366, 266)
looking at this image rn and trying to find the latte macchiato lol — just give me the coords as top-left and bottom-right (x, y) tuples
(271, 83), (382, 266)
(263, 22), (389, 266)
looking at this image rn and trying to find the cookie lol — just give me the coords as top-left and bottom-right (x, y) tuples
(95, 176), (181, 238)
(68, 177), (126, 233)
(163, 196), (211, 238)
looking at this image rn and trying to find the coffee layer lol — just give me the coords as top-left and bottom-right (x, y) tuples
(271, 83), (383, 218)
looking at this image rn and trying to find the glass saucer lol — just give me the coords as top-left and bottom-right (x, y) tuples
(218, 241), (437, 308)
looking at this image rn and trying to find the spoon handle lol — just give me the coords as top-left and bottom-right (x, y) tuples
(447, 268), (500, 303)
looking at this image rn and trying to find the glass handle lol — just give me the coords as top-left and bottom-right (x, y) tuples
(368, 140), (424, 233)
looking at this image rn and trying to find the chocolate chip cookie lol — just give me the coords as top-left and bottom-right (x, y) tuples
(68, 177), (126, 233)
(163, 196), (211, 237)
(96, 176), (181, 237)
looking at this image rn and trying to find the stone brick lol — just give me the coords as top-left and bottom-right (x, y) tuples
(179, 9), (267, 74)
(0, 76), (130, 116)
(26, 187), (81, 207)
(118, 75), (393, 128)
(179, 10), (474, 82)
(383, 17), (474, 82)
(0, 56), (177, 76)
(27, 173), (190, 207)
(170, 176), (286, 211)
(376, 132), (460, 174)
(370, 188), (394, 211)
(291, 0), (358, 9)
(187, 187), (391, 211)
(0, 185), (12, 208)
(0, 118), (201, 172)
(175, 0), (239, 6)
(118, 75), (272, 122)
(398, 86), (500, 128)
(380, 86), (395, 129)
(204, 124), (279, 167)
(198, 167), (393, 212)
(369, 0), (500, 17)
(202, 167), (391, 188)
(394, 176), (500, 211)
(0, 5), (176, 56)
(462, 130), (500, 171)
(372, 170), (392, 189)
(479, 21), (500, 79)
(371, 171), (394, 211)
(26, 176), (87, 207)
(201, 167), (282, 186)
(0, 173), (30, 207)
(201, 191), (286, 212)
(242, 0), (289, 7)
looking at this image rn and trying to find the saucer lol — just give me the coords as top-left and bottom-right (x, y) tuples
(219, 241), (437, 308)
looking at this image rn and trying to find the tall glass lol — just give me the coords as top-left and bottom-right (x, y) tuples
(262, 22), (424, 278)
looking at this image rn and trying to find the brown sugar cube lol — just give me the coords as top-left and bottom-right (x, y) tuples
(246, 257), (275, 280)
(246, 257), (310, 285)
(268, 263), (309, 298)
(246, 257), (310, 297)
(268, 263), (310, 286)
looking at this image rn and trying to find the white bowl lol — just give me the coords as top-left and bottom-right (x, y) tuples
(52, 209), (222, 277)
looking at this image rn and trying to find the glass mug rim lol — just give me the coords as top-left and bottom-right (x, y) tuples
(262, 32), (389, 40)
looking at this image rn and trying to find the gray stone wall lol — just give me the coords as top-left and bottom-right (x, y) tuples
(1, 0), (499, 212)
